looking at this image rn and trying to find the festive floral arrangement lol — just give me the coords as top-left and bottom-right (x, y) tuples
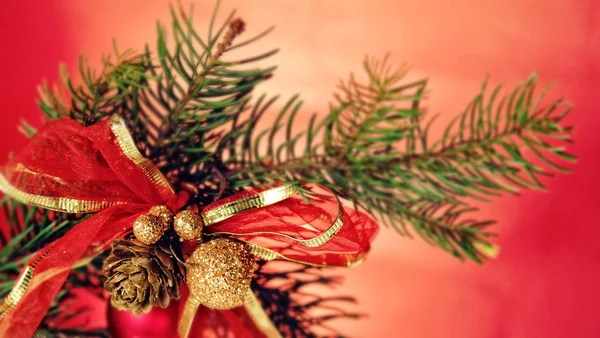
(0, 3), (574, 338)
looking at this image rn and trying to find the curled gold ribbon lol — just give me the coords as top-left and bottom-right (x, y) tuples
(0, 172), (122, 213)
(180, 185), (300, 338)
(181, 185), (348, 338)
(248, 243), (366, 268)
(108, 115), (174, 196)
(207, 187), (345, 248)
(178, 297), (201, 338)
(244, 290), (283, 338)
(201, 184), (298, 226)
(0, 266), (34, 320)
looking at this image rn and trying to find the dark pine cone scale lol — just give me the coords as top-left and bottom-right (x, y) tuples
(102, 238), (184, 314)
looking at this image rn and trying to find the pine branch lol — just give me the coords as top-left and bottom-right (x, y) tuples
(222, 56), (574, 261)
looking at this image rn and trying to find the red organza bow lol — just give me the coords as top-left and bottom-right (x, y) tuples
(0, 115), (378, 338)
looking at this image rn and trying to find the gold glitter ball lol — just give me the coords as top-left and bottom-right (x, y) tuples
(174, 210), (203, 241)
(186, 238), (255, 309)
(132, 214), (165, 245)
(148, 205), (174, 230)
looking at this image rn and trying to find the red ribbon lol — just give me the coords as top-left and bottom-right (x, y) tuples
(0, 117), (378, 337)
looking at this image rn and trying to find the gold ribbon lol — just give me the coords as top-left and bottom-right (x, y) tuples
(244, 290), (283, 338)
(177, 297), (201, 338)
(108, 115), (174, 196)
(0, 173), (122, 213)
(0, 266), (34, 320)
(201, 184), (298, 225)
(205, 185), (345, 248)
(0, 236), (110, 324)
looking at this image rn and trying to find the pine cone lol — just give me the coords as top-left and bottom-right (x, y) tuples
(103, 238), (184, 314)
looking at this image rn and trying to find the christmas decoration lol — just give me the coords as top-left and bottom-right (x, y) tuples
(103, 238), (184, 314)
(133, 214), (167, 245)
(0, 2), (575, 337)
(0, 114), (375, 338)
(149, 205), (175, 231)
(185, 238), (255, 310)
(174, 210), (203, 241)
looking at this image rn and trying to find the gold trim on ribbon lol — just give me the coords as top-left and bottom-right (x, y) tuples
(244, 290), (283, 338)
(246, 241), (364, 268)
(0, 266), (34, 320)
(208, 190), (345, 248)
(0, 243), (107, 323)
(246, 242), (331, 266)
(178, 297), (201, 338)
(201, 184), (298, 226)
(301, 195), (344, 248)
(246, 193), (345, 248)
(108, 114), (174, 196)
(0, 114), (176, 214)
(0, 172), (123, 213)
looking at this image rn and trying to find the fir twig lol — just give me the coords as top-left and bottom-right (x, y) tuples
(222, 57), (574, 262)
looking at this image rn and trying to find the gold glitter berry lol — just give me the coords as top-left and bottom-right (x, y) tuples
(174, 210), (203, 241)
(186, 238), (255, 309)
(148, 205), (174, 230)
(132, 214), (165, 245)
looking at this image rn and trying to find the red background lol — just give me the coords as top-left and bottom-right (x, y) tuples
(1, 1), (599, 337)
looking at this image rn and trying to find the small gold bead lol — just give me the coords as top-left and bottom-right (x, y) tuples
(186, 238), (255, 309)
(174, 210), (203, 241)
(148, 205), (174, 230)
(132, 214), (165, 245)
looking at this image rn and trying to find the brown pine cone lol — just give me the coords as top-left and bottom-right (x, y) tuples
(102, 238), (184, 314)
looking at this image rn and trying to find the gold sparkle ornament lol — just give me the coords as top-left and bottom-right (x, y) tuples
(174, 210), (203, 241)
(186, 238), (255, 309)
(132, 214), (165, 245)
(149, 205), (174, 230)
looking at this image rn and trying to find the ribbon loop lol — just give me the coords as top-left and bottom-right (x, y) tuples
(205, 184), (377, 267)
(202, 184), (298, 225)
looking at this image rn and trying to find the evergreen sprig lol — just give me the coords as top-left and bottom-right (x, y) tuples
(222, 56), (574, 262)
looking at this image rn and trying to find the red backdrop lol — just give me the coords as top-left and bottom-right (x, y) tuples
(1, 1), (599, 337)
